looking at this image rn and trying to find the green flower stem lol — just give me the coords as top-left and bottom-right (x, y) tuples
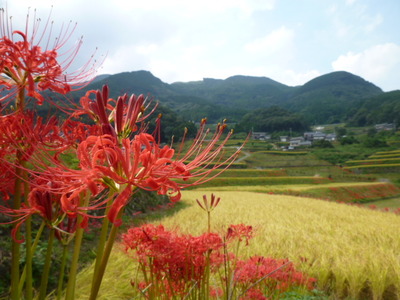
(207, 211), (211, 233)
(17, 221), (46, 295)
(10, 163), (23, 300)
(38, 228), (55, 300)
(204, 251), (211, 300)
(91, 191), (114, 288)
(89, 213), (122, 300)
(23, 167), (33, 300)
(56, 244), (69, 300)
(10, 88), (28, 297)
(24, 216), (33, 300)
(65, 192), (90, 300)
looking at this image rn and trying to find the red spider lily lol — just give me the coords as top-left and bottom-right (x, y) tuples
(0, 145), (16, 200)
(0, 110), (66, 201)
(49, 168), (106, 221)
(210, 287), (223, 298)
(74, 85), (157, 139)
(123, 224), (316, 299)
(72, 116), (244, 226)
(60, 118), (102, 149)
(234, 256), (316, 294)
(239, 288), (267, 300)
(0, 8), (98, 108)
(2, 158), (108, 232)
(0, 110), (65, 152)
(0, 161), (106, 242)
(0, 187), (65, 242)
(196, 193), (221, 212)
(122, 224), (224, 297)
(226, 224), (254, 245)
(0, 133), (115, 235)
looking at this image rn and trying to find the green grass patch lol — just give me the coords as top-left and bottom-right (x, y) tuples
(367, 197), (400, 209)
(265, 182), (400, 204)
(185, 176), (332, 188)
(344, 164), (400, 173)
(345, 158), (400, 165)
(202, 168), (288, 177)
(368, 153), (400, 159)
(186, 161), (247, 169)
(374, 150), (400, 155)
(243, 152), (331, 169)
(252, 150), (308, 155)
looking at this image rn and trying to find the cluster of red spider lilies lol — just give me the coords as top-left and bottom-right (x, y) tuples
(0, 7), (243, 299)
(122, 221), (316, 299)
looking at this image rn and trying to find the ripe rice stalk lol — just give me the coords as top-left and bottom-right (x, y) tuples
(74, 191), (400, 299)
(159, 191), (400, 299)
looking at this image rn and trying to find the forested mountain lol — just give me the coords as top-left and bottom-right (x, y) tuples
(280, 72), (383, 124)
(347, 90), (400, 126)
(65, 70), (397, 132)
(235, 106), (310, 134)
(170, 75), (293, 110)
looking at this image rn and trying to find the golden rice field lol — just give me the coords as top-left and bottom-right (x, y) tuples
(75, 190), (400, 300)
(198, 181), (388, 192)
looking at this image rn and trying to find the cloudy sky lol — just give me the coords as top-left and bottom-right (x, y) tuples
(2, 0), (400, 91)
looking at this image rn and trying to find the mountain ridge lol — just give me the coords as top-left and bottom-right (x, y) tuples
(71, 70), (389, 126)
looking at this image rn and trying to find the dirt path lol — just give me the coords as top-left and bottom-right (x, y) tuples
(235, 148), (251, 163)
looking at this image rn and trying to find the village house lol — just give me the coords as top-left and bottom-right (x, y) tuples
(280, 136), (289, 142)
(326, 133), (337, 141)
(289, 136), (312, 148)
(252, 132), (271, 140)
(303, 131), (336, 143)
(375, 123), (396, 131)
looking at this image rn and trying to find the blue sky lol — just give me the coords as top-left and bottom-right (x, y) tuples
(2, 0), (400, 91)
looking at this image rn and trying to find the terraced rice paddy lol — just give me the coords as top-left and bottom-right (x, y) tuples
(75, 190), (400, 299)
(344, 149), (400, 174)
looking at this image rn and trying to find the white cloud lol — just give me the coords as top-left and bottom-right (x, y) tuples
(100, 45), (152, 74)
(332, 43), (400, 91)
(244, 26), (294, 55)
(278, 70), (321, 87)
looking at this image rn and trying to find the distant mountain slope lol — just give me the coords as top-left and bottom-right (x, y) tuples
(70, 70), (387, 125)
(281, 71), (383, 124)
(79, 70), (172, 98)
(170, 75), (293, 110)
(348, 90), (400, 126)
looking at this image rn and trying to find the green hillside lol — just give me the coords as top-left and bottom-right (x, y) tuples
(170, 75), (293, 111)
(68, 70), (387, 125)
(281, 71), (383, 124)
(348, 90), (400, 126)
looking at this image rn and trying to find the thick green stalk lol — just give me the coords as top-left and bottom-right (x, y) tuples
(10, 165), (23, 300)
(56, 244), (69, 300)
(64, 193), (89, 300)
(11, 88), (26, 300)
(23, 168), (33, 300)
(89, 219), (121, 300)
(90, 193), (113, 288)
(17, 221), (45, 295)
(207, 211), (211, 233)
(38, 229), (55, 300)
(204, 251), (211, 300)
(24, 216), (33, 300)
